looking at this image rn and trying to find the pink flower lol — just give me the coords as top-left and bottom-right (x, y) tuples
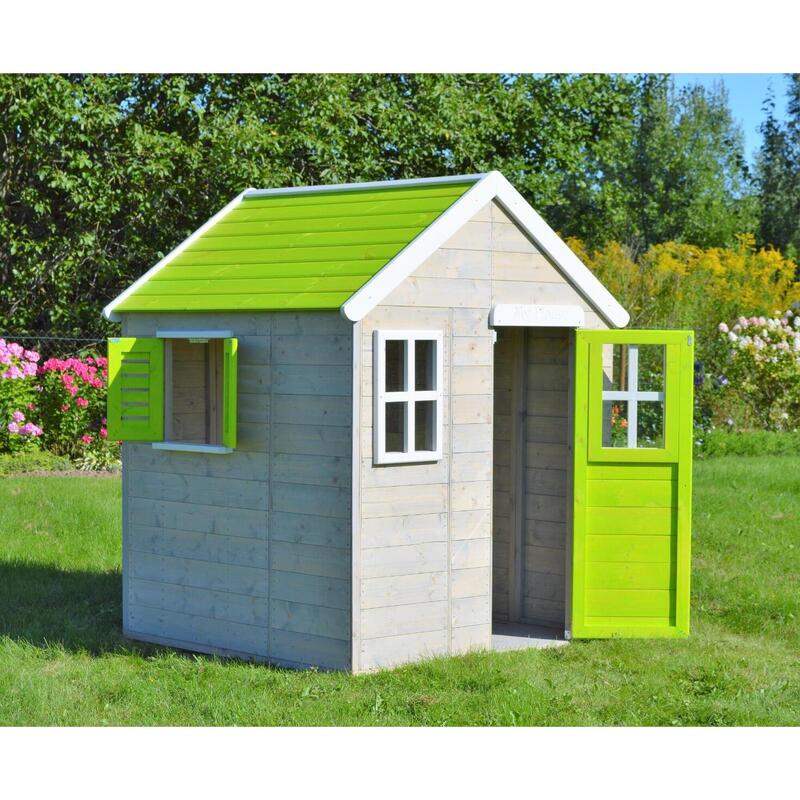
(75, 397), (89, 408)
(66, 385), (78, 396)
(61, 373), (74, 386)
(27, 403), (35, 411)
(7, 422), (19, 434)
(23, 349), (39, 362)
(19, 423), (42, 437)
(100, 427), (108, 439)
(60, 404), (70, 412)
(11, 410), (25, 423)
(81, 434), (93, 444)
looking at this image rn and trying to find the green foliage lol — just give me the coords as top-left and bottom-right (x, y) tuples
(556, 75), (757, 249)
(715, 313), (800, 430)
(0, 73), (760, 335)
(0, 459), (798, 725)
(694, 429), (800, 458)
(756, 74), (800, 258)
(0, 450), (71, 475)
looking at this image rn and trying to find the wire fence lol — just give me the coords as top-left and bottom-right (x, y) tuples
(0, 333), (106, 362)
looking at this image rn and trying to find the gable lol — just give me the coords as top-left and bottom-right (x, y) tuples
(111, 181), (476, 314)
(373, 202), (608, 330)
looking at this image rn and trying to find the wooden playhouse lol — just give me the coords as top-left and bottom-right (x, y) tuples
(103, 171), (693, 672)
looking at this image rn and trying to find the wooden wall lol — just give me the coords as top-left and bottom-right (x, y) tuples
(170, 338), (208, 442)
(121, 310), (352, 670)
(523, 327), (571, 627)
(356, 200), (608, 670)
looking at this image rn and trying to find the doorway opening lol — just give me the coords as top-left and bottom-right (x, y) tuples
(491, 326), (572, 647)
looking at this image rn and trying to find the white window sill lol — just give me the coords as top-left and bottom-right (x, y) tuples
(152, 442), (233, 455)
(373, 451), (442, 465)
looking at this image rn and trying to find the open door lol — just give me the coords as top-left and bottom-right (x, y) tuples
(571, 330), (693, 638)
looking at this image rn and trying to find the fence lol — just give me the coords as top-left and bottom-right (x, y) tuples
(0, 333), (106, 362)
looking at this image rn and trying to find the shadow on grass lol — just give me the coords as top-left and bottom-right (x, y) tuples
(0, 559), (154, 657)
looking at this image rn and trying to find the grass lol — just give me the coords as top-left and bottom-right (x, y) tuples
(0, 457), (798, 726)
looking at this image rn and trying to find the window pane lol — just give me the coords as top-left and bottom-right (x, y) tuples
(603, 344), (628, 391)
(637, 401), (664, 448)
(415, 400), (436, 451)
(415, 339), (436, 391)
(385, 340), (406, 392)
(602, 400), (629, 447)
(638, 345), (665, 393)
(385, 401), (406, 452)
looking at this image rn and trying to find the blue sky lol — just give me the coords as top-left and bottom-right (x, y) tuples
(672, 73), (792, 163)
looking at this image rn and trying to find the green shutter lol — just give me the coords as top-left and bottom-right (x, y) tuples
(222, 338), (238, 449)
(107, 337), (165, 441)
(571, 329), (693, 638)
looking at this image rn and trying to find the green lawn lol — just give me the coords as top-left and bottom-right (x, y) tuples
(0, 457), (798, 726)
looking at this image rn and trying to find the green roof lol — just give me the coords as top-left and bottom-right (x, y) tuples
(114, 181), (476, 313)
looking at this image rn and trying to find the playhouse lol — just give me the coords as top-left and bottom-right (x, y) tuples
(103, 171), (693, 672)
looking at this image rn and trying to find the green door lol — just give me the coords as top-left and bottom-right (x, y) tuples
(571, 329), (693, 638)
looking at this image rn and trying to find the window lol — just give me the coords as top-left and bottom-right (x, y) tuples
(601, 343), (665, 448)
(373, 330), (443, 464)
(107, 333), (238, 453)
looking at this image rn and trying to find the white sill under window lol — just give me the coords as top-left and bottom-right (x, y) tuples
(152, 441), (233, 455)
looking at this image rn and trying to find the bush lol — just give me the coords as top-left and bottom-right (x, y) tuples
(0, 450), (72, 475)
(714, 311), (800, 430)
(695, 429), (800, 458)
(0, 341), (119, 470)
(0, 340), (43, 453)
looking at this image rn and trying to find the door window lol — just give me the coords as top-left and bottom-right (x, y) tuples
(601, 343), (666, 449)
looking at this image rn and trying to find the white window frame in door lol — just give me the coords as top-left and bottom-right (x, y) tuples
(602, 343), (665, 449)
(373, 329), (443, 465)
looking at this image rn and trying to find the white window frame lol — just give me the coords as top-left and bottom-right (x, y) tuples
(602, 344), (665, 449)
(373, 329), (443, 465)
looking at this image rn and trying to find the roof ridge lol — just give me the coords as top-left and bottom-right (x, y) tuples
(243, 173), (487, 199)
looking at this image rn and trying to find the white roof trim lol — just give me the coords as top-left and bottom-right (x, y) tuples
(102, 189), (254, 321)
(340, 171), (630, 328)
(490, 304), (585, 328)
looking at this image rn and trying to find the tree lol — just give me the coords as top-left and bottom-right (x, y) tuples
(555, 75), (756, 250)
(0, 73), (762, 336)
(756, 74), (800, 259)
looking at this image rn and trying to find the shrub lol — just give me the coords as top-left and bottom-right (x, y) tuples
(715, 311), (800, 430)
(0, 341), (119, 469)
(0, 339), (43, 453)
(36, 355), (110, 458)
(0, 450), (72, 475)
(695, 429), (800, 458)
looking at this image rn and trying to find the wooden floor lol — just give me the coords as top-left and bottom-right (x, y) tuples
(491, 622), (568, 652)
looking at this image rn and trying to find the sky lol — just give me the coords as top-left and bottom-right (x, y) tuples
(672, 73), (792, 163)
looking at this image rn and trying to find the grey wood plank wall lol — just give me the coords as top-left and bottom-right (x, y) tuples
(121, 310), (352, 670)
(357, 200), (608, 670)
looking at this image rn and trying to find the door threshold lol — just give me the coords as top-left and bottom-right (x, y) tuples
(491, 621), (568, 652)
